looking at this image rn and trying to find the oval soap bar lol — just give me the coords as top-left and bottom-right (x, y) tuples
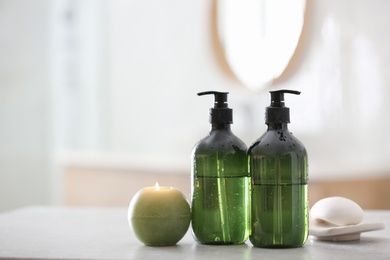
(310, 196), (364, 226)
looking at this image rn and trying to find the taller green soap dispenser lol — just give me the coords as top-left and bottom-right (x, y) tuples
(191, 91), (250, 245)
(248, 90), (308, 248)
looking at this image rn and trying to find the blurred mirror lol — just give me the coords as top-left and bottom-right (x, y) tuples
(216, 0), (306, 90)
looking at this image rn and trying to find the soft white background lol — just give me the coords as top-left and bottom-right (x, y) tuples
(1, 0), (389, 211)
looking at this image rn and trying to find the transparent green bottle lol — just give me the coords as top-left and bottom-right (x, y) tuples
(191, 91), (250, 245)
(248, 90), (308, 248)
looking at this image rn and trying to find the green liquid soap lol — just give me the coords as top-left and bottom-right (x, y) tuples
(251, 183), (308, 247)
(191, 176), (250, 244)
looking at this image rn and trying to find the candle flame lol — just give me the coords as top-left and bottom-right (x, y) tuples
(155, 182), (160, 191)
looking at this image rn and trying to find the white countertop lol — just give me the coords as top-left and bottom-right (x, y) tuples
(0, 206), (388, 259)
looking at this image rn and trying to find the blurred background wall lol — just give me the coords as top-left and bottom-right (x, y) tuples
(1, 0), (390, 211)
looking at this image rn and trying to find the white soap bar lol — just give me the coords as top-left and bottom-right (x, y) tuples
(310, 196), (364, 226)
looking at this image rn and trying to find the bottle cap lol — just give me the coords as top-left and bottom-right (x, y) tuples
(198, 91), (233, 124)
(266, 90), (300, 124)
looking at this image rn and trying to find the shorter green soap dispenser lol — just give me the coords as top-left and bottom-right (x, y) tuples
(248, 90), (308, 248)
(191, 91), (250, 245)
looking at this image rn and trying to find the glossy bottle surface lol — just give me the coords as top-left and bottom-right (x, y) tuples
(248, 124), (308, 248)
(191, 124), (250, 244)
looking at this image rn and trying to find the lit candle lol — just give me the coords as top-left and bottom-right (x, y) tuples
(128, 182), (191, 246)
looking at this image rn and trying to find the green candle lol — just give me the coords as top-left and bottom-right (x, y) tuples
(128, 183), (191, 246)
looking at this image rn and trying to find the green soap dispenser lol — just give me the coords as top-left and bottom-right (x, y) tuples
(191, 91), (250, 245)
(248, 90), (308, 248)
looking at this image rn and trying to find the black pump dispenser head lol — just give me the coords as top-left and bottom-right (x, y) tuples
(266, 90), (300, 124)
(198, 91), (233, 124)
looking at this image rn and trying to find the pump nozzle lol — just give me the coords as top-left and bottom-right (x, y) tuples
(198, 91), (229, 108)
(197, 91), (232, 124)
(266, 90), (301, 124)
(269, 90), (301, 107)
